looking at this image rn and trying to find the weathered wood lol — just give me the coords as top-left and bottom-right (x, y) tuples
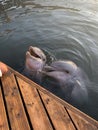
(0, 86), (9, 130)
(67, 109), (98, 130)
(0, 64), (98, 130)
(1, 73), (30, 130)
(39, 91), (76, 130)
(9, 66), (98, 127)
(16, 76), (53, 130)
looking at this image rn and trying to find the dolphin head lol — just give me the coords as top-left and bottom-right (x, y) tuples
(41, 60), (76, 92)
(25, 46), (46, 71)
(42, 60), (88, 105)
(42, 60), (78, 79)
(48, 60), (78, 74)
(24, 46), (46, 83)
(28, 46), (46, 63)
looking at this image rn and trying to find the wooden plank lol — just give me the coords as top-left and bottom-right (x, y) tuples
(1, 73), (30, 130)
(6, 66), (98, 129)
(16, 76), (53, 130)
(39, 91), (76, 130)
(0, 86), (9, 130)
(9, 67), (98, 127)
(67, 108), (98, 130)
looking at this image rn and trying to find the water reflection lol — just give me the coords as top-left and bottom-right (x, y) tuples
(0, 0), (80, 25)
(0, 0), (79, 11)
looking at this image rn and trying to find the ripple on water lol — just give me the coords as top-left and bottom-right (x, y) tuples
(0, 0), (98, 120)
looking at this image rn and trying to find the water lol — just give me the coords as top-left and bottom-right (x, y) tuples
(0, 0), (98, 120)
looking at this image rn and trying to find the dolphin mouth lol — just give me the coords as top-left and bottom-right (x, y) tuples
(29, 46), (41, 59)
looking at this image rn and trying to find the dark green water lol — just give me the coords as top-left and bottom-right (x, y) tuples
(0, 0), (98, 120)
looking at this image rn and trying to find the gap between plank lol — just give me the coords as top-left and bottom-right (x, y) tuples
(0, 78), (11, 130)
(37, 89), (55, 130)
(64, 106), (78, 130)
(15, 75), (34, 130)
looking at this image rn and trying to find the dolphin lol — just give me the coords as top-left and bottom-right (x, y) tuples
(23, 46), (46, 83)
(23, 46), (89, 106)
(42, 60), (89, 105)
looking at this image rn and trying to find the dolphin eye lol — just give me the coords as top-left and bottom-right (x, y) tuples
(43, 58), (46, 61)
(65, 70), (70, 74)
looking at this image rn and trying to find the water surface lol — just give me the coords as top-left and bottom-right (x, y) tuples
(0, 0), (98, 120)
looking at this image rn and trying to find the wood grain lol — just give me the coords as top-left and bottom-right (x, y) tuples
(67, 108), (98, 130)
(17, 76), (53, 130)
(0, 64), (98, 130)
(0, 86), (9, 130)
(1, 73), (30, 130)
(40, 91), (76, 130)
(9, 66), (98, 127)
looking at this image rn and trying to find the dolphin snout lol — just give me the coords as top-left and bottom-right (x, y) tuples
(29, 46), (46, 62)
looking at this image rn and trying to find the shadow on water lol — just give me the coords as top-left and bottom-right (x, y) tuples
(0, 0), (98, 120)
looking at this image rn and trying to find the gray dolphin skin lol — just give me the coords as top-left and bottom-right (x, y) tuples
(43, 60), (88, 105)
(23, 46), (89, 106)
(23, 46), (46, 83)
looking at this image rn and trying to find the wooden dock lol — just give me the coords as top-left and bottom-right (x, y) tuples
(0, 65), (98, 130)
